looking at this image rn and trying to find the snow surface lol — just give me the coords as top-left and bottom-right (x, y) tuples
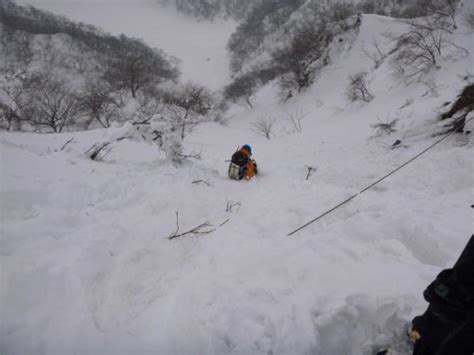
(1, 7), (474, 355)
(15, 0), (236, 90)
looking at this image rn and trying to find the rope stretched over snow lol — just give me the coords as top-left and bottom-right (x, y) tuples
(287, 117), (473, 237)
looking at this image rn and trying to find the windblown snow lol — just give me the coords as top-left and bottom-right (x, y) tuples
(1, 2), (473, 355)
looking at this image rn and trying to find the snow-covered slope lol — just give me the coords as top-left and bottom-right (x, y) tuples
(15, 0), (236, 89)
(1, 8), (473, 355)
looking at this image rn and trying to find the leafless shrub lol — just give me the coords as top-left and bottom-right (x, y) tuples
(390, 17), (455, 81)
(429, 0), (460, 29)
(252, 116), (277, 139)
(285, 109), (308, 133)
(29, 78), (81, 133)
(346, 72), (374, 103)
(462, 7), (474, 30)
(165, 82), (214, 140)
(79, 81), (119, 128)
(361, 38), (387, 69)
(133, 91), (164, 122)
(371, 117), (398, 136)
(421, 80), (444, 98)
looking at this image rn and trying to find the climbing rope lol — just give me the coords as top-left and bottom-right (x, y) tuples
(287, 117), (473, 237)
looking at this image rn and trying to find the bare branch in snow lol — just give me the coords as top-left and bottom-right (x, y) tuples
(59, 137), (75, 151)
(285, 110), (309, 133)
(226, 201), (241, 214)
(252, 116), (277, 139)
(192, 179), (212, 186)
(87, 142), (111, 161)
(371, 117), (398, 135)
(168, 211), (216, 240)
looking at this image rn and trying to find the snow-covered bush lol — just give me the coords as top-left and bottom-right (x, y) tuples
(87, 116), (183, 163)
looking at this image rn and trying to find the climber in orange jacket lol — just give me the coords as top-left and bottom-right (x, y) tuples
(228, 144), (258, 180)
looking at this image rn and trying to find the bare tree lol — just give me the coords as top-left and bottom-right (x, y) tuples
(29, 78), (80, 133)
(79, 81), (119, 128)
(165, 82), (214, 139)
(223, 73), (256, 109)
(346, 72), (374, 103)
(132, 91), (164, 124)
(252, 116), (277, 139)
(285, 109), (308, 133)
(104, 36), (179, 98)
(390, 17), (454, 81)
(429, 0), (460, 29)
(361, 38), (387, 69)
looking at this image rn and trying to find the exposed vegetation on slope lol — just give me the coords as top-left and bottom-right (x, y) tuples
(0, 0), (224, 160)
(224, 0), (463, 106)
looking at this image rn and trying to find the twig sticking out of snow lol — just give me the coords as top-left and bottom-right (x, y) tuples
(371, 118), (398, 135)
(168, 211), (216, 240)
(86, 142), (111, 161)
(287, 116), (474, 237)
(173, 150), (202, 160)
(192, 179), (212, 186)
(59, 137), (75, 151)
(305, 165), (316, 180)
(226, 201), (241, 214)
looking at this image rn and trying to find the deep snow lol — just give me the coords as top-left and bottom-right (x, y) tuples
(1, 4), (474, 355)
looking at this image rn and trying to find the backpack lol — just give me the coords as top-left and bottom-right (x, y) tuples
(228, 162), (246, 180)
